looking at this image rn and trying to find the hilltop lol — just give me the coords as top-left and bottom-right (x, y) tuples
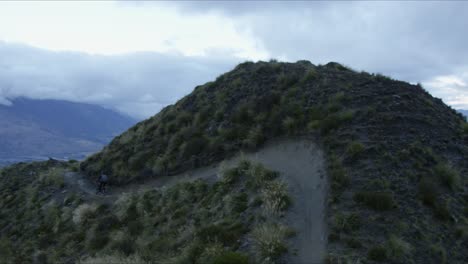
(81, 60), (467, 262)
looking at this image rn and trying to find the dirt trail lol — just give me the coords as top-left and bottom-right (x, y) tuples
(63, 139), (327, 263)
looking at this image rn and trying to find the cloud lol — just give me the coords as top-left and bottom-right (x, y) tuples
(162, 1), (468, 109)
(0, 42), (238, 119)
(423, 70), (468, 109)
(166, 2), (468, 80)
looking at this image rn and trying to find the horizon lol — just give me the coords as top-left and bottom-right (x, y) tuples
(1, 1), (467, 118)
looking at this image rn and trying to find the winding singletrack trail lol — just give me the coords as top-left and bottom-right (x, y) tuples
(63, 139), (327, 263)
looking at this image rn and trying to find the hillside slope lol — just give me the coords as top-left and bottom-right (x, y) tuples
(0, 98), (136, 164)
(82, 60), (468, 263)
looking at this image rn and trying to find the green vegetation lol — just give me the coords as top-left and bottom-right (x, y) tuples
(462, 122), (468, 135)
(434, 163), (460, 191)
(387, 235), (412, 260)
(368, 245), (388, 261)
(419, 177), (438, 206)
(353, 191), (395, 211)
(5, 61), (467, 263)
(251, 223), (291, 263)
(0, 159), (293, 263)
(346, 141), (364, 159)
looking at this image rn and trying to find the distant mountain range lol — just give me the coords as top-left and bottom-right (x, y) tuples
(0, 97), (137, 165)
(458, 109), (468, 119)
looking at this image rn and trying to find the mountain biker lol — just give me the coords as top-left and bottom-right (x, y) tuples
(97, 172), (109, 194)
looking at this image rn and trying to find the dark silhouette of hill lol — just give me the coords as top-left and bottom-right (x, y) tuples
(81, 60), (467, 263)
(0, 98), (136, 164)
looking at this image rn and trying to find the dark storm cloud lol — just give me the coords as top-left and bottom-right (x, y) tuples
(0, 42), (237, 118)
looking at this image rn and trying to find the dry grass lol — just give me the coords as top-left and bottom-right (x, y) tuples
(261, 180), (290, 215)
(78, 253), (147, 264)
(72, 203), (97, 225)
(252, 223), (290, 263)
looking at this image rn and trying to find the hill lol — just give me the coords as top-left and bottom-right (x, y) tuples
(0, 98), (136, 165)
(81, 60), (467, 263)
(1, 60), (467, 263)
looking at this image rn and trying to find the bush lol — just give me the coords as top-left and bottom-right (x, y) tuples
(354, 191), (395, 211)
(462, 122), (468, 134)
(282, 116), (297, 134)
(368, 245), (388, 261)
(434, 201), (451, 221)
(243, 126), (265, 149)
(252, 224), (289, 262)
(329, 156), (349, 191)
(110, 236), (135, 256)
(334, 213), (360, 233)
(346, 141), (365, 159)
(419, 177), (438, 206)
(220, 166), (241, 185)
(387, 235), (412, 259)
(430, 244), (447, 264)
(247, 162), (277, 188)
(212, 251), (249, 264)
(434, 163), (460, 191)
(229, 193), (248, 214)
(86, 230), (109, 251)
(72, 204), (97, 225)
(78, 254), (146, 264)
(39, 168), (65, 188)
(261, 181), (291, 215)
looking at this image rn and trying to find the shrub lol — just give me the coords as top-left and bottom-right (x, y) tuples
(368, 245), (388, 261)
(212, 251), (249, 264)
(220, 166), (240, 185)
(346, 141), (365, 159)
(354, 191), (395, 211)
(334, 213), (360, 233)
(430, 244), (447, 264)
(462, 122), (468, 134)
(434, 201), (451, 221)
(86, 229), (109, 251)
(301, 69), (318, 82)
(243, 126), (265, 149)
(329, 156), (349, 191)
(229, 193), (248, 214)
(198, 243), (224, 264)
(252, 223), (289, 262)
(247, 162), (277, 188)
(72, 204), (97, 225)
(78, 254), (146, 264)
(39, 168), (65, 188)
(261, 181), (291, 215)
(434, 163), (460, 191)
(282, 116), (297, 134)
(419, 177), (438, 206)
(387, 235), (412, 259)
(110, 236), (135, 256)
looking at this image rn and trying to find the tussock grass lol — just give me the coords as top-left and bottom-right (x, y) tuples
(72, 203), (97, 225)
(434, 163), (460, 191)
(252, 223), (290, 263)
(346, 141), (365, 159)
(39, 168), (65, 188)
(247, 162), (277, 188)
(78, 253), (147, 264)
(387, 235), (412, 259)
(261, 180), (290, 215)
(354, 191), (395, 211)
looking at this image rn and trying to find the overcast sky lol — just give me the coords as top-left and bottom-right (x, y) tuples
(0, 1), (467, 119)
